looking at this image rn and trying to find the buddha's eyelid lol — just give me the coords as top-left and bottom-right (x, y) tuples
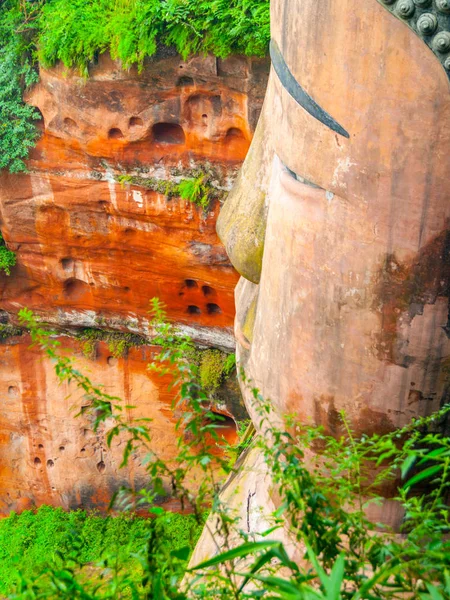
(269, 39), (350, 139)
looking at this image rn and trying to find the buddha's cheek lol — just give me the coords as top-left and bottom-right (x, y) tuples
(237, 156), (449, 436)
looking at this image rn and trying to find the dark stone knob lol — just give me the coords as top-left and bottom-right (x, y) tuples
(445, 56), (450, 70)
(381, 0), (397, 4)
(397, 0), (415, 17)
(433, 31), (450, 53)
(436, 0), (450, 14)
(417, 13), (438, 35)
(413, 0), (431, 5)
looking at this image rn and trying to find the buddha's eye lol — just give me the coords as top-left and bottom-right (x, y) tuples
(281, 160), (321, 189)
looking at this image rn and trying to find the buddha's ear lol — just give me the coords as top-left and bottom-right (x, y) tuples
(217, 106), (273, 285)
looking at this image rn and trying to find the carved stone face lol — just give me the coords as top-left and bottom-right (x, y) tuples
(218, 0), (450, 436)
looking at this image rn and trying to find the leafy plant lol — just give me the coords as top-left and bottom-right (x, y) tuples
(117, 169), (226, 211)
(0, 506), (202, 596)
(177, 175), (210, 210)
(37, 0), (270, 75)
(0, 1), (41, 173)
(0, 232), (17, 275)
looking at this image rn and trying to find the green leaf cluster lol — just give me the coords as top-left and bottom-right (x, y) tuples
(0, 232), (16, 275)
(118, 168), (227, 211)
(0, 2), (41, 173)
(0, 505), (201, 596)
(37, 0), (270, 75)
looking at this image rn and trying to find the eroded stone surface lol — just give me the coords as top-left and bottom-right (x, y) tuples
(0, 334), (240, 514)
(0, 52), (269, 345)
(0, 52), (269, 512)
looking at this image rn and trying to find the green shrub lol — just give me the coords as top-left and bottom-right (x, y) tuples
(0, 505), (202, 596)
(0, 2), (41, 173)
(0, 233), (16, 275)
(37, 0), (270, 74)
(117, 168), (226, 210)
(177, 175), (210, 210)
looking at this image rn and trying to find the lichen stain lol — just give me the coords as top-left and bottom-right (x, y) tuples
(372, 228), (450, 365)
(314, 394), (395, 437)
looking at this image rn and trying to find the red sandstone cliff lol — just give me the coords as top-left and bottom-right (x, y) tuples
(0, 52), (269, 513)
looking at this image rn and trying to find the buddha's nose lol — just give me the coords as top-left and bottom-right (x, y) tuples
(217, 109), (272, 284)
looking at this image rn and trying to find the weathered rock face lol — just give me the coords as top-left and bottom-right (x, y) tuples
(0, 52), (269, 348)
(0, 333), (241, 514)
(210, 0), (450, 545)
(220, 0), (450, 437)
(0, 52), (269, 513)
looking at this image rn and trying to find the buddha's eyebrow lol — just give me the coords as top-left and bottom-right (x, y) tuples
(270, 39), (350, 139)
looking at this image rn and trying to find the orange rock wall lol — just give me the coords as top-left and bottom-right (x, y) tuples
(0, 52), (269, 347)
(0, 52), (269, 512)
(0, 333), (241, 514)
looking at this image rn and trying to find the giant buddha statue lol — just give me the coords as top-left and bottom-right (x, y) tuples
(192, 0), (450, 558)
(220, 0), (450, 443)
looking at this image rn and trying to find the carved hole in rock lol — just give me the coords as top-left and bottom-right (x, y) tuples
(185, 279), (198, 289)
(59, 446), (65, 452)
(38, 444), (44, 449)
(202, 285), (215, 297)
(61, 257), (73, 271)
(63, 278), (90, 300)
(129, 116), (143, 128)
(8, 385), (18, 397)
(97, 461), (106, 473)
(152, 123), (185, 145)
(47, 459), (54, 468)
(63, 117), (78, 133)
(108, 128), (124, 139)
(206, 411), (238, 445)
(107, 356), (118, 366)
(81, 447), (86, 453)
(176, 76), (194, 87)
(187, 305), (201, 315)
(206, 303), (222, 315)
(34, 457), (41, 466)
(225, 127), (245, 141)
